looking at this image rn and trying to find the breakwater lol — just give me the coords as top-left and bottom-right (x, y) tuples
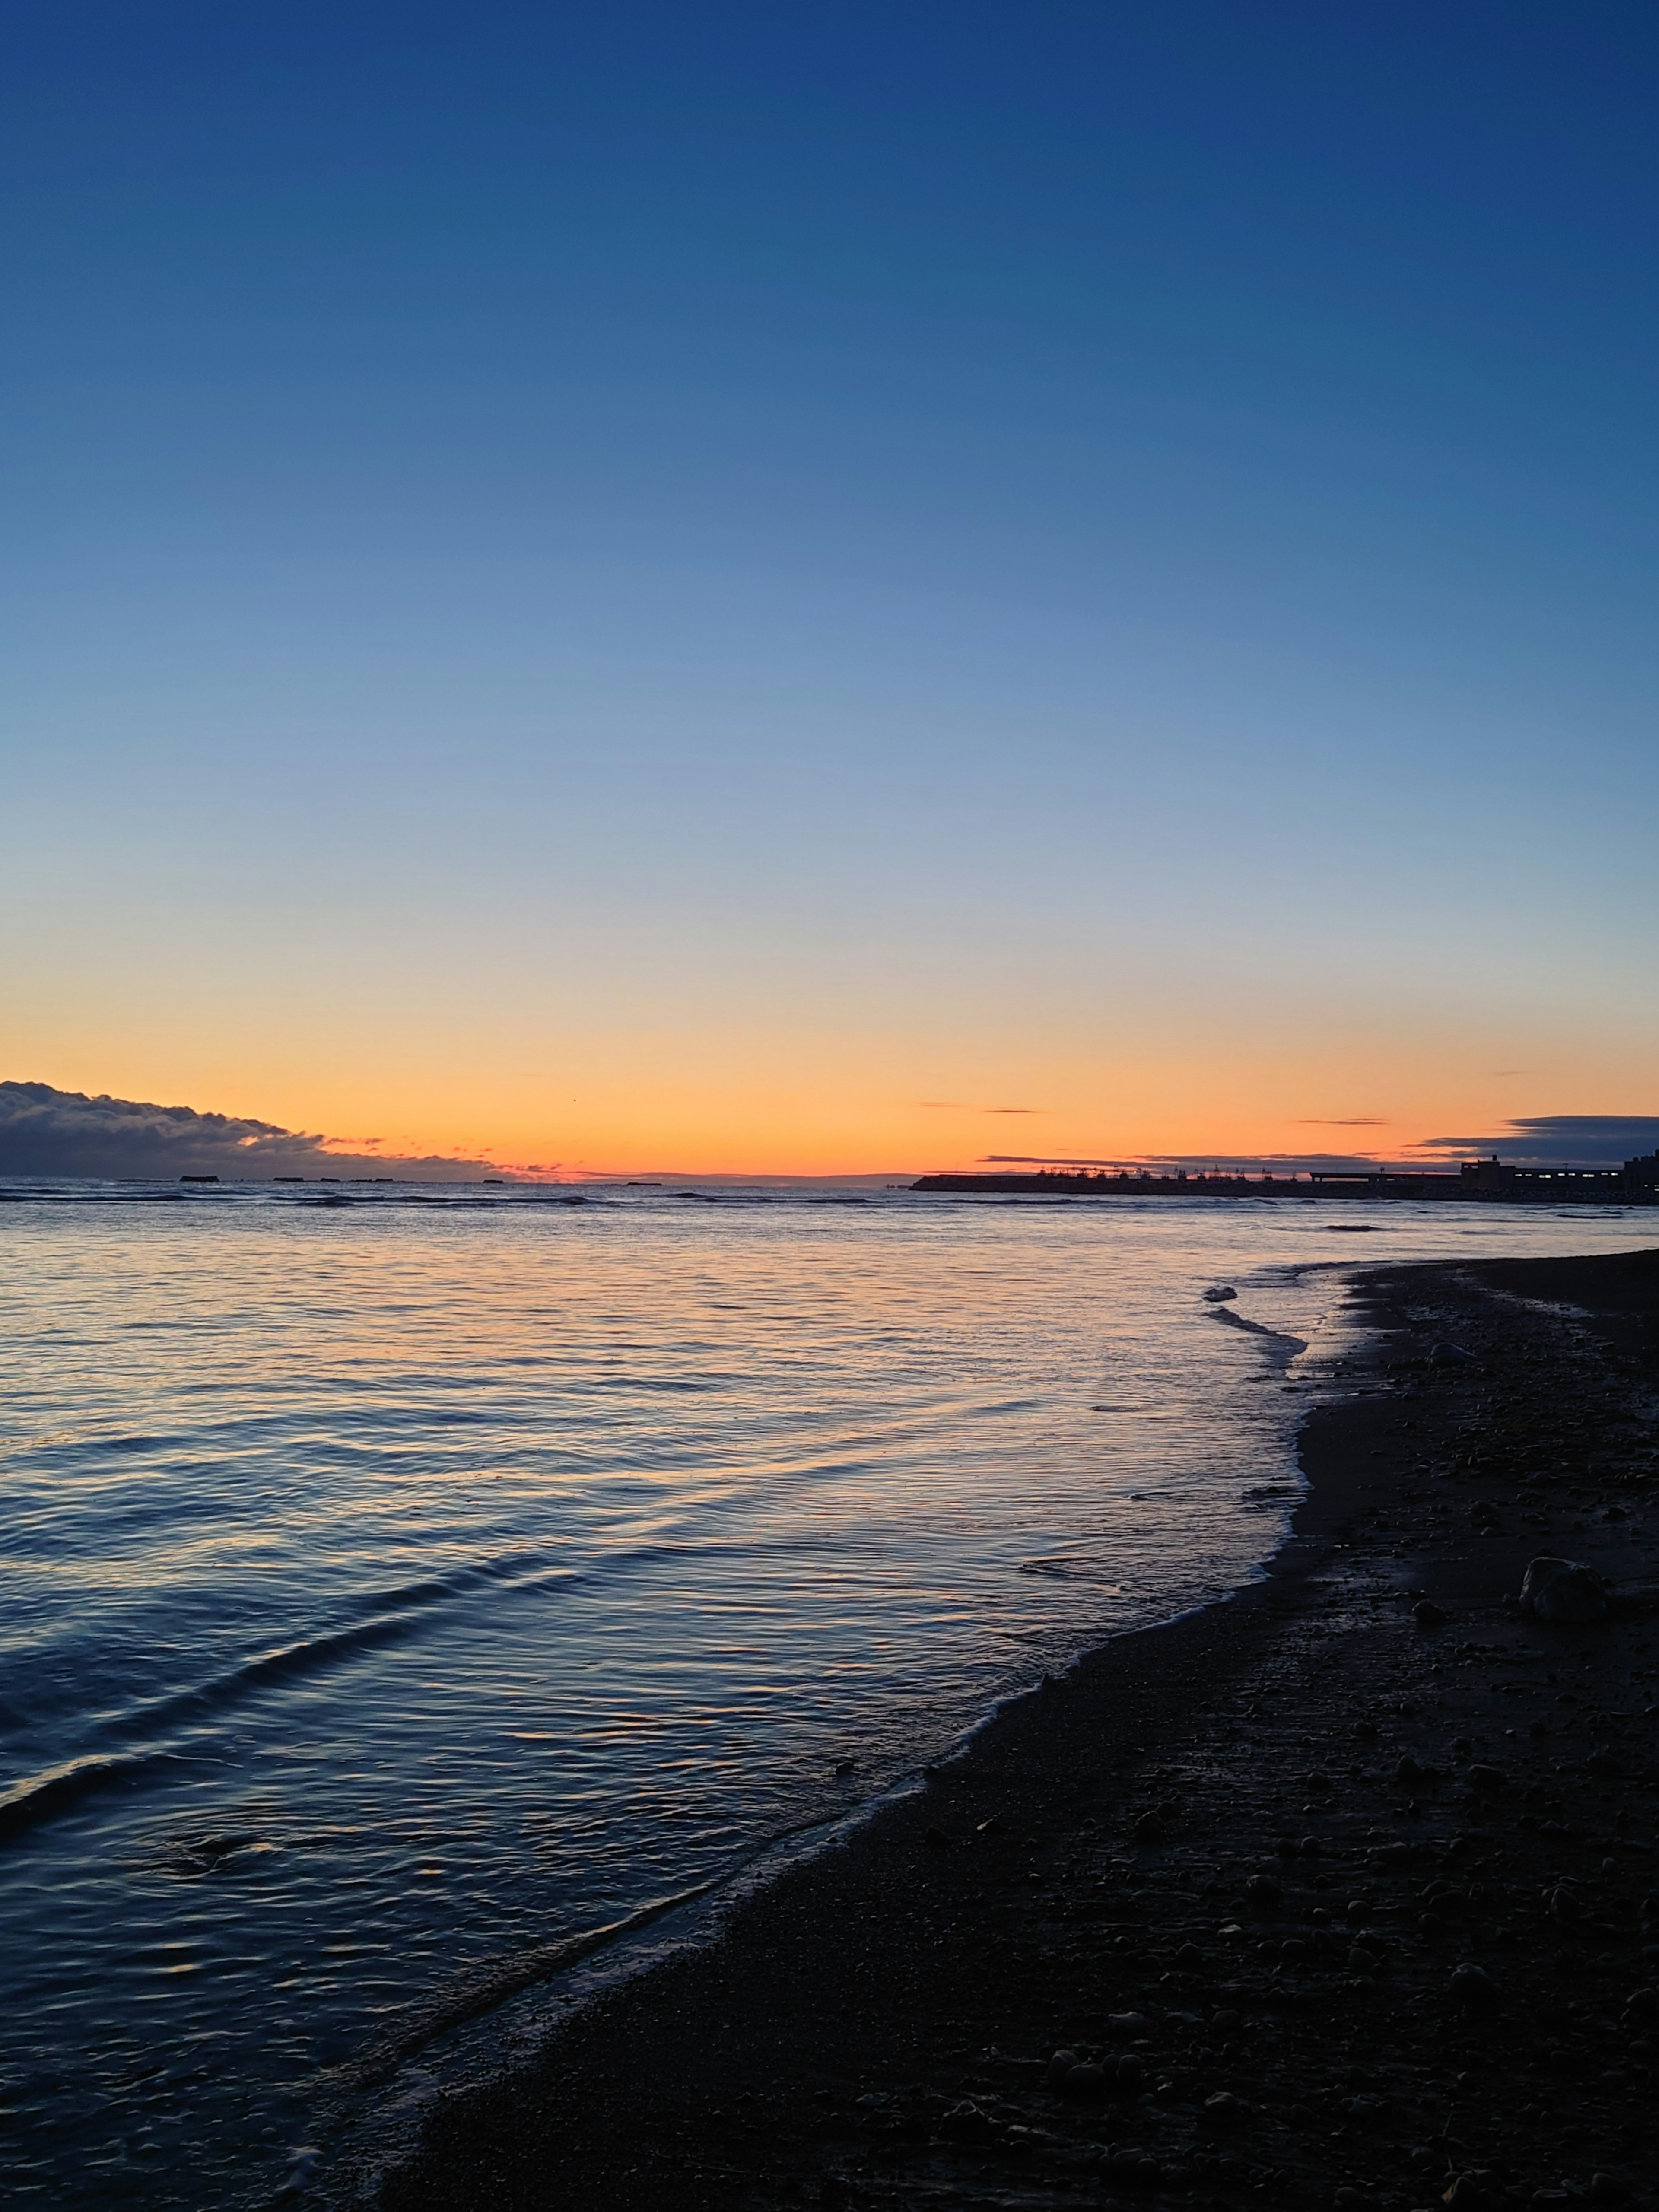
(913, 1164), (1658, 1202)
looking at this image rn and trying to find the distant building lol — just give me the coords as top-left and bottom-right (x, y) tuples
(1458, 1154), (1625, 1197)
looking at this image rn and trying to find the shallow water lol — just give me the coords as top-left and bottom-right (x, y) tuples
(0, 1179), (1649, 2203)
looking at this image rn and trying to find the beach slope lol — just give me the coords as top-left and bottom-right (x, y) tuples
(373, 1248), (1659, 2212)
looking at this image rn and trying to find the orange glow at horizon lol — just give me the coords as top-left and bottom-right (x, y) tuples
(19, 1013), (1651, 1182)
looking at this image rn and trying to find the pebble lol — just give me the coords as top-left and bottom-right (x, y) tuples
(1447, 1962), (1497, 2008)
(1414, 1601), (1450, 1628)
(1442, 2173), (1489, 2206)
(1064, 2061), (1110, 2100)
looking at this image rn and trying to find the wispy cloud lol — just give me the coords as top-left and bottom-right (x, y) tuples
(1295, 1116), (1388, 1127)
(0, 1081), (501, 1182)
(916, 1100), (1042, 1114)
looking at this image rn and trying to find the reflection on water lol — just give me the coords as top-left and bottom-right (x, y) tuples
(0, 1180), (1648, 2203)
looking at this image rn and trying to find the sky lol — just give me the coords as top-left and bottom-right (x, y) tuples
(3, 2), (1656, 1176)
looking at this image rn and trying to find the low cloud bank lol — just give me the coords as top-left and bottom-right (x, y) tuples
(1412, 1116), (1659, 1167)
(987, 1118), (1659, 1174)
(0, 1081), (502, 1183)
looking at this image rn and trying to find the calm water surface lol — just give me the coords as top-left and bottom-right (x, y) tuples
(0, 1181), (1651, 2204)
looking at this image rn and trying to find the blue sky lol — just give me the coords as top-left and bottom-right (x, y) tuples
(3, 3), (1656, 1171)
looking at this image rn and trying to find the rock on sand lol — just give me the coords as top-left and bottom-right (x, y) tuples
(1519, 1556), (1609, 1623)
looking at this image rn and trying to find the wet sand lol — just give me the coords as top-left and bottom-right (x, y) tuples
(371, 1247), (1659, 2212)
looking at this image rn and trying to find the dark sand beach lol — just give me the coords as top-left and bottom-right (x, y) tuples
(374, 1248), (1659, 2212)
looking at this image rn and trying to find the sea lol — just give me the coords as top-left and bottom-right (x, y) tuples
(1, 1176), (1652, 2206)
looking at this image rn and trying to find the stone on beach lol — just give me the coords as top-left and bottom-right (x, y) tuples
(1519, 1557), (1609, 1623)
(1447, 1962), (1497, 2008)
(1443, 2172), (1491, 2206)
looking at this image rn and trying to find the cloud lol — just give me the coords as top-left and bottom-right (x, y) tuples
(1411, 1115), (1659, 1167)
(0, 1081), (502, 1182)
(984, 1115), (1659, 1175)
(917, 1100), (1042, 1114)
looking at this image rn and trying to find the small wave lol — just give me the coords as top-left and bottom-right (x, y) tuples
(0, 1748), (205, 1844)
(353, 1578), (454, 1616)
(321, 1883), (729, 2090)
(1017, 1557), (1122, 1586)
(154, 1830), (268, 1879)
(52, 1550), (593, 1788)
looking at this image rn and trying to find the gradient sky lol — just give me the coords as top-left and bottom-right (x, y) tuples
(4, 3), (1656, 1174)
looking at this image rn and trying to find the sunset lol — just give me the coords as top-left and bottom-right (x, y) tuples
(6, 9), (1657, 1179)
(4, 8), (1657, 2208)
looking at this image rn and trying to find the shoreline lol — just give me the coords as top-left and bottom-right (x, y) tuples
(366, 1248), (1659, 2212)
